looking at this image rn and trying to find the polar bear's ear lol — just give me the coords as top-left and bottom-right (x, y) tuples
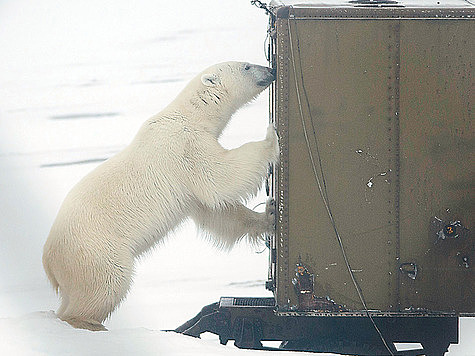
(201, 73), (220, 87)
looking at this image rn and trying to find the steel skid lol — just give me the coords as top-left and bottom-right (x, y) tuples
(174, 297), (458, 356)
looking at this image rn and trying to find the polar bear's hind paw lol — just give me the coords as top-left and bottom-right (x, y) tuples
(62, 317), (107, 332)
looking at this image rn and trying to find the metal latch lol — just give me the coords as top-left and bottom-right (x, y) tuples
(439, 221), (462, 240)
(430, 217), (470, 244)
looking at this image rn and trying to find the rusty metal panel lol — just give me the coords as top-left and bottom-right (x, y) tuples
(398, 19), (474, 312)
(275, 16), (400, 312)
(270, 1), (474, 313)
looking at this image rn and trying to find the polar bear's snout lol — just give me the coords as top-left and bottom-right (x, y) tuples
(253, 64), (276, 87)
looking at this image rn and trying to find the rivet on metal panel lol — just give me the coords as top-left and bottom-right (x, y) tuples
(456, 252), (471, 269)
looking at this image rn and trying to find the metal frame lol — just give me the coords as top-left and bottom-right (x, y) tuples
(174, 297), (459, 355)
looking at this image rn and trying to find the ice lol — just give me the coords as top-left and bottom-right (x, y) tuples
(0, 0), (473, 355)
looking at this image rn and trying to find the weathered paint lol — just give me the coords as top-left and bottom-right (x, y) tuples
(270, 0), (474, 313)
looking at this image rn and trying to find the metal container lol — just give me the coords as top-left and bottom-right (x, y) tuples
(268, 0), (474, 314)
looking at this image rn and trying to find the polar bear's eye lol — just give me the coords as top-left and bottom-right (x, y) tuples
(244, 64), (250, 71)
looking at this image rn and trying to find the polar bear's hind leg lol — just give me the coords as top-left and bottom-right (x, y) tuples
(55, 253), (133, 332)
(58, 287), (124, 331)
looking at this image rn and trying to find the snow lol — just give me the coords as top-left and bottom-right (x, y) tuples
(0, 0), (473, 355)
(0, 311), (286, 356)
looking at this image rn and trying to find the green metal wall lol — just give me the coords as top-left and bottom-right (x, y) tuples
(272, 6), (474, 313)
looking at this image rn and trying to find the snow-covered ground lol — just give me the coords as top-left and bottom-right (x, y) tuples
(0, 0), (473, 355)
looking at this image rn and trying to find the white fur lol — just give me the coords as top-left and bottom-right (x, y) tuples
(42, 61), (279, 331)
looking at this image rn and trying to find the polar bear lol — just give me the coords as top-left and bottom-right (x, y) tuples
(42, 61), (278, 331)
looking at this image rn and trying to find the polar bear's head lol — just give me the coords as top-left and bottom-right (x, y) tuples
(166, 61), (275, 136)
(199, 61), (275, 109)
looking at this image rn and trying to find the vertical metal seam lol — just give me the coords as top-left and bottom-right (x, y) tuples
(276, 17), (290, 307)
(388, 20), (402, 310)
(386, 20), (402, 310)
(394, 20), (401, 311)
(268, 16), (276, 291)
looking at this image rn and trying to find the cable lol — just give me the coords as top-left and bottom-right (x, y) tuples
(250, 0), (275, 21)
(286, 16), (395, 356)
(252, 202), (266, 211)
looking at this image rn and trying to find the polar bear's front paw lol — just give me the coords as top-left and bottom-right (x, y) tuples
(265, 198), (276, 233)
(265, 125), (279, 163)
